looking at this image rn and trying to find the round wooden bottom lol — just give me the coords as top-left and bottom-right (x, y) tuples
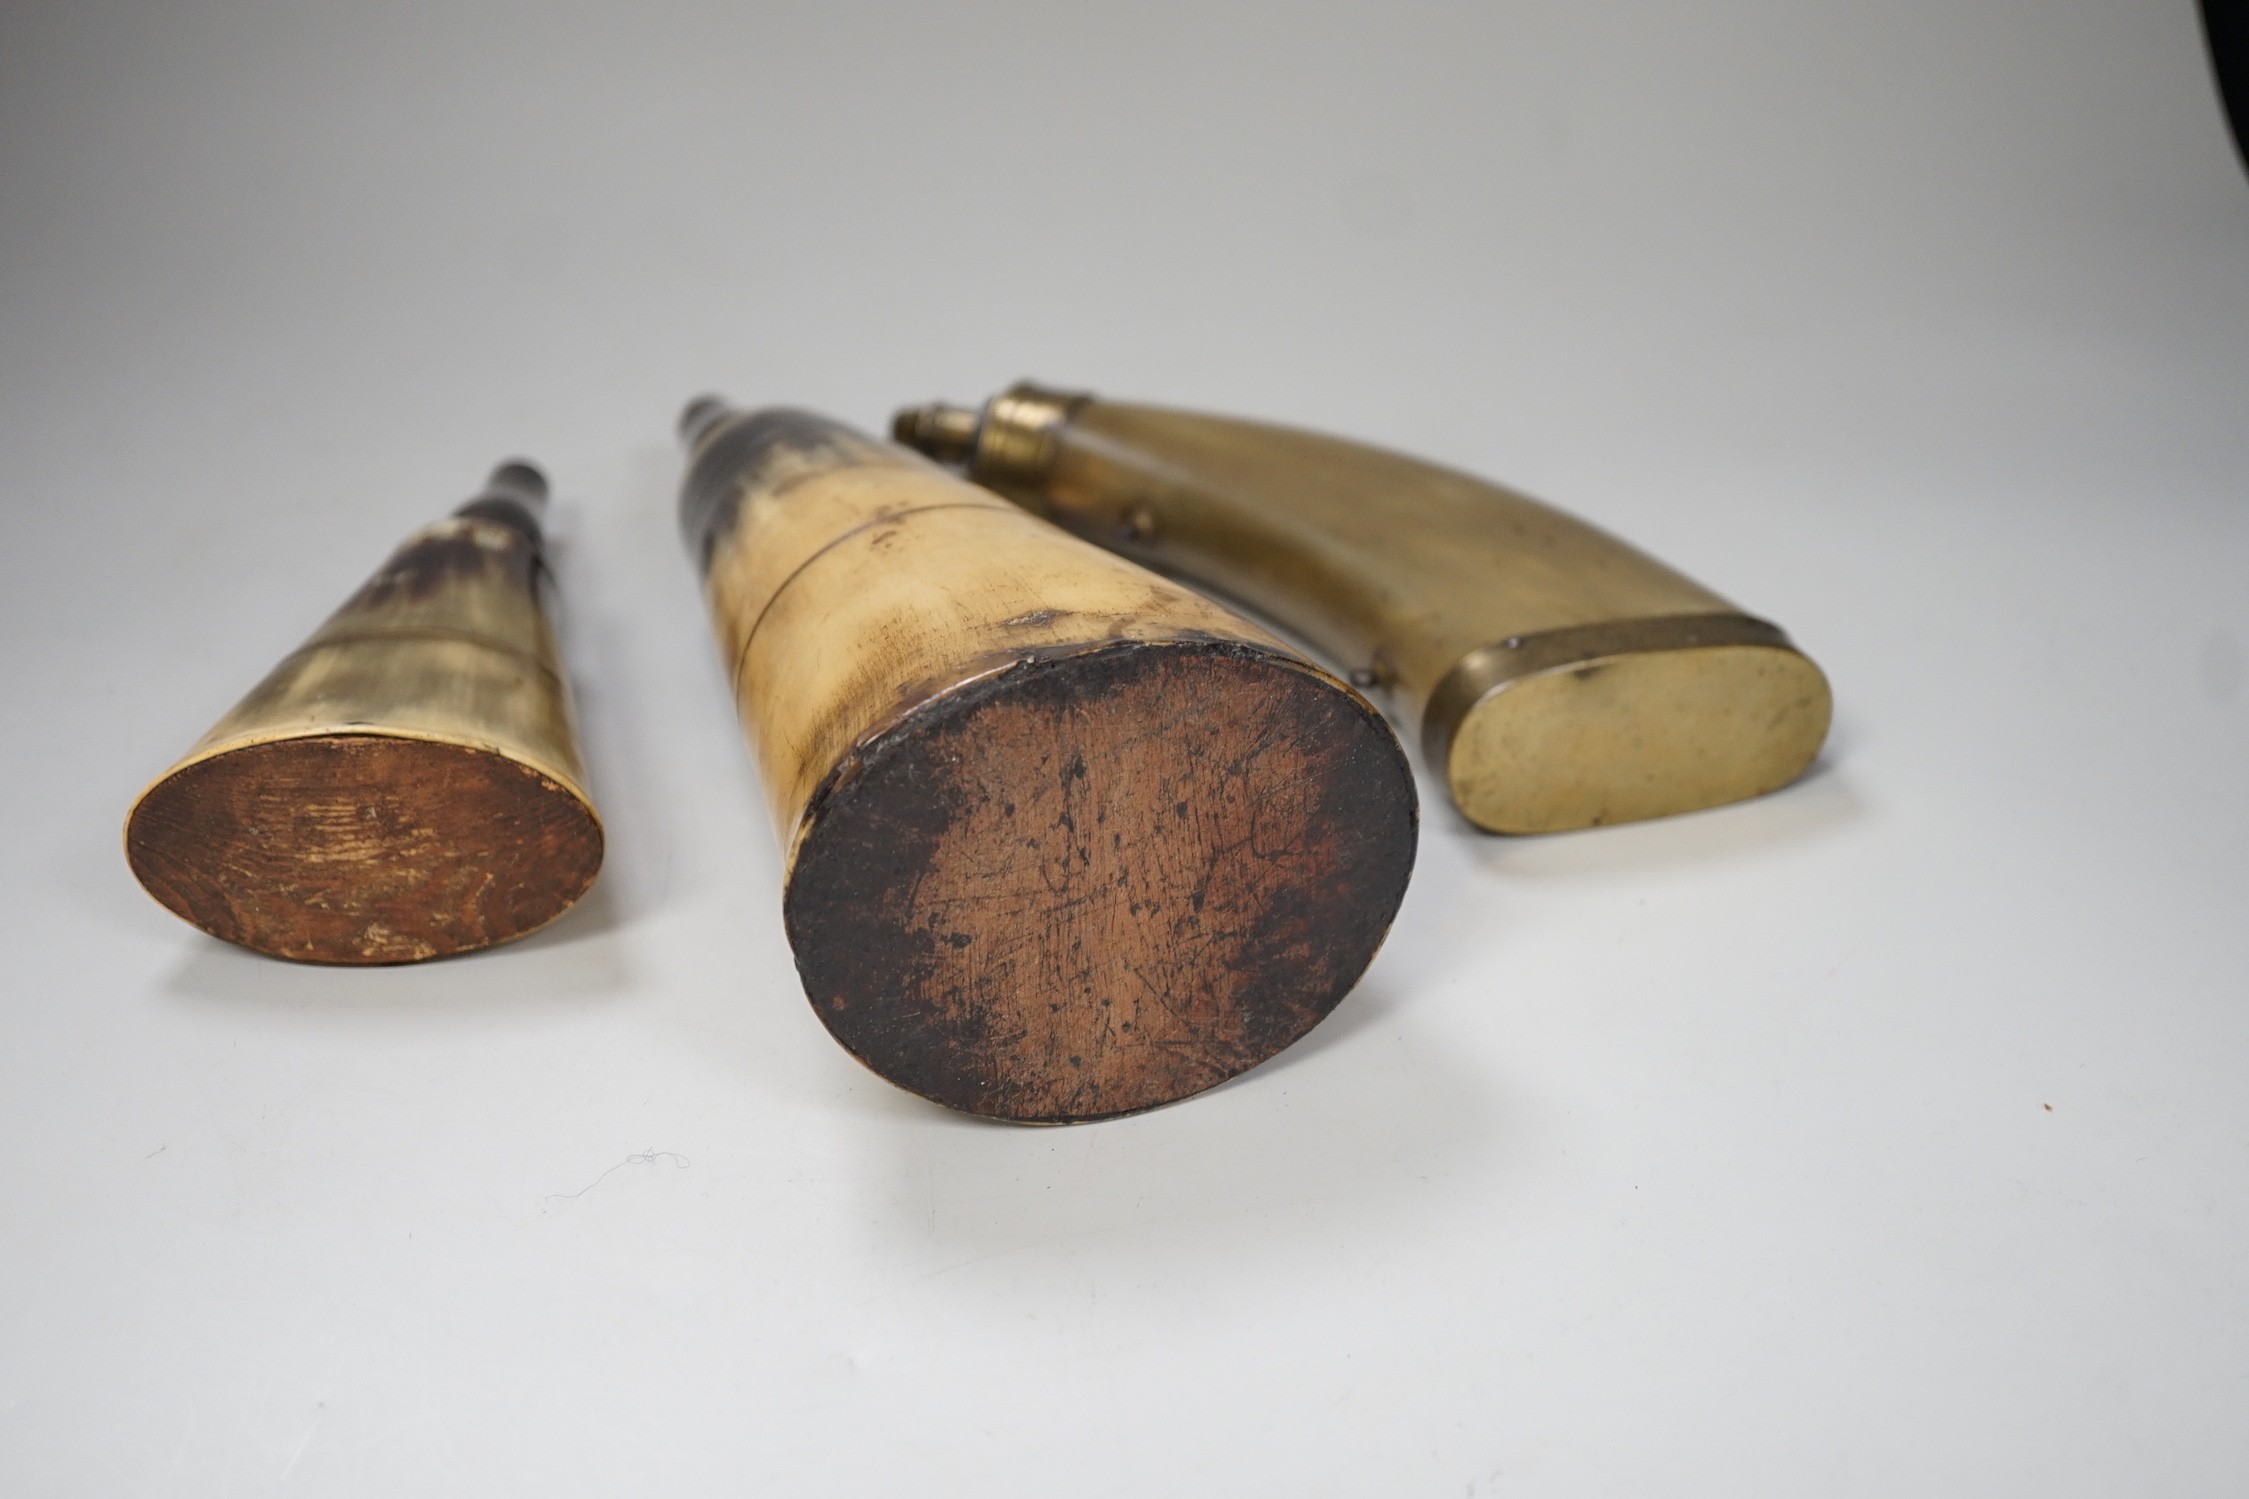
(783, 640), (1418, 1123)
(126, 733), (602, 964)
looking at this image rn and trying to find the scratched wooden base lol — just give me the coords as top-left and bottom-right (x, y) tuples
(126, 733), (602, 964)
(783, 640), (1418, 1124)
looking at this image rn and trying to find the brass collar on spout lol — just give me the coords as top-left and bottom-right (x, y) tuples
(894, 382), (1090, 487)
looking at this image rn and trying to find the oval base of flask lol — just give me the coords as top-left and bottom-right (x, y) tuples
(126, 732), (603, 963)
(1431, 615), (1833, 836)
(782, 638), (1418, 1124)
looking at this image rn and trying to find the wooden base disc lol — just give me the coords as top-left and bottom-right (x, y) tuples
(783, 641), (1418, 1123)
(126, 734), (602, 964)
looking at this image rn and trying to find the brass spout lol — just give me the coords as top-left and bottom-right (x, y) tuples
(680, 399), (1415, 1124)
(896, 382), (1833, 835)
(125, 463), (602, 963)
(889, 401), (980, 464)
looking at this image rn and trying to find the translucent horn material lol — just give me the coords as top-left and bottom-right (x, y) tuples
(125, 463), (602, 963)
(679, 400), (1416, 1124)
(895, 383), (1833, 836)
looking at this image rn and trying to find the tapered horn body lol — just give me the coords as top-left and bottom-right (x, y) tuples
(896, 384), (1833, 835)
(125, 464), (602, 963)
(678, 401), (1416, 1124)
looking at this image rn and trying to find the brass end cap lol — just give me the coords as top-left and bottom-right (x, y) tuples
(1426, 615), (1833, 834)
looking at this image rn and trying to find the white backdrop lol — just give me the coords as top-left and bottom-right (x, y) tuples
(3, 2), (2245, 1494)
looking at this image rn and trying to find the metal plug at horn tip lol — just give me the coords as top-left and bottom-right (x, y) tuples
(895, 382), (1833, 836)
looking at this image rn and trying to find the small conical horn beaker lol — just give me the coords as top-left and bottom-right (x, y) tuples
(125, 462), (602, 963)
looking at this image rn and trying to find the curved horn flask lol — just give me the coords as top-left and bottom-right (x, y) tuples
(677, 400), (1416, 1124)
(895, 384), (1833, 835)
(125, 464), (603, 963)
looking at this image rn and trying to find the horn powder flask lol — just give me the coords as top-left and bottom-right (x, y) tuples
(125, 464), (603, 963)
(677, 399), (1418, 1124)
(896, 384), (1834, 835)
